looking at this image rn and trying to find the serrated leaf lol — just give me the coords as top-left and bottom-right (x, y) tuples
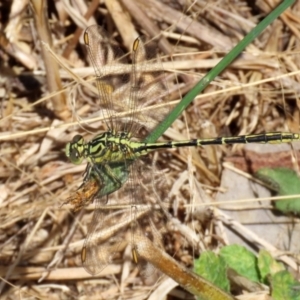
(255, 167), (300, 214)
(219, 244), (260, 282)
(271, 270), (300, 300)
(258, 250), (285, 283)
(194, 251), (230, 293)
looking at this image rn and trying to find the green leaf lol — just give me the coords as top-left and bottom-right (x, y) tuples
(258, 250), (285, 283)
(271, 270), (300, 300)
(194, 251), (230, 293)
(255, 167), (300, 214)
(220, 245), (260, 282)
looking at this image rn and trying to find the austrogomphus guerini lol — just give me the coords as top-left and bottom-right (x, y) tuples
(65, 25), (300, 275)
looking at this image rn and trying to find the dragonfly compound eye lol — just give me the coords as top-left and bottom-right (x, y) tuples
(66, 135), (85, 164)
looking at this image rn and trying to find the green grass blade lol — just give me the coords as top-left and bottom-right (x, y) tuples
(145, 0), (296, 143)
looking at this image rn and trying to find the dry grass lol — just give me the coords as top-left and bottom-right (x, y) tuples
(1, 0), (300, 299)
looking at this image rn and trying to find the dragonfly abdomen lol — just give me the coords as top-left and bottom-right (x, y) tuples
(134, 131), (300, 154)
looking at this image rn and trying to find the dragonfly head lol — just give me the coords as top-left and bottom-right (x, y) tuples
(66, 134), (85, 164)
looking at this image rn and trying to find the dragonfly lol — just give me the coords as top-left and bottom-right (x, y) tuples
(66, 25), (300, 275)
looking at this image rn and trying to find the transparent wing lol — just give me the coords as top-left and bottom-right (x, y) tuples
(81, 195), (131, 275)
(81, 158), (167, 275)
(84, 25), (172, 139)
(84, 25), (129, 131)
(119, 34), (171, 138)
(81, 161), (129, 275)
(127, 156), (169, 282)
(81, 25), (172, 275)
